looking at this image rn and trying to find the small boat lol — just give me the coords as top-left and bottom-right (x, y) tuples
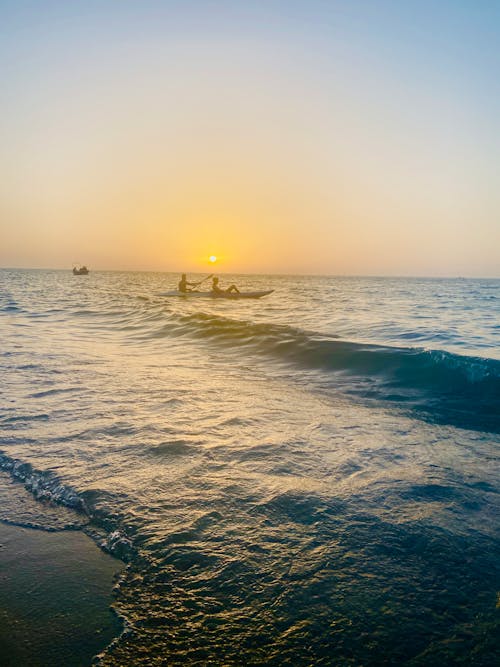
(73, 266), (89, 275)
(158, 290), (274, 299)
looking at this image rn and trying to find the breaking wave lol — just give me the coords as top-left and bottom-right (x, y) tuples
(150, 311), (500, 431)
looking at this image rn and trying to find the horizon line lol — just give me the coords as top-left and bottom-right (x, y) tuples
(1, 266), (499, 281)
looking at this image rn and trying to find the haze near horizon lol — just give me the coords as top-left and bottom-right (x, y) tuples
(1, 1), (499, 277)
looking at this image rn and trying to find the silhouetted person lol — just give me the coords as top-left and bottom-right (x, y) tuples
(178, 274), (197, 293)
(211, 276), (240, 294)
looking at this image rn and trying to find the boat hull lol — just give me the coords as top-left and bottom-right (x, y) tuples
(157, 290), (274, 299)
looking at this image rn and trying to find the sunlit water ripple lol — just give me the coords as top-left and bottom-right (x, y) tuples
(0, 269), (499, 665)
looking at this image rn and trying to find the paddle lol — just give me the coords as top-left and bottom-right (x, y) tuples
(193, 274), (213, 288)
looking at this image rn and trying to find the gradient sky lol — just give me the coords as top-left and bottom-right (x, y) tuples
(1, 0), (499, 276)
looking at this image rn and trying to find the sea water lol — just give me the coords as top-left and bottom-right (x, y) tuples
(0, 269), (499, 665)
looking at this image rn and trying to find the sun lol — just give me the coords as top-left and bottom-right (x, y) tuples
(209, 255), (217, 263)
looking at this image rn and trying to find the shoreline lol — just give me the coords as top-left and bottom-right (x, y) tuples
(0, 470), (125, 666)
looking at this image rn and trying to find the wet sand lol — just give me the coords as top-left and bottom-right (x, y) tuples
(0, 473), (124, 667)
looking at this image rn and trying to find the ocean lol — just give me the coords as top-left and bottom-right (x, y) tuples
(1, 269), (499, 665)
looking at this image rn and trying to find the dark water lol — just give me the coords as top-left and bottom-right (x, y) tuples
(0, 269), (499, 665)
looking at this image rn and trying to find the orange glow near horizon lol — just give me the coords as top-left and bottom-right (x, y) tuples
(0, 4), (498, 277)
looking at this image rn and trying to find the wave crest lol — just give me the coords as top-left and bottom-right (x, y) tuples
(156, 312), (500, 431)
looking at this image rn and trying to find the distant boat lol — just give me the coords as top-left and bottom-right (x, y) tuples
(73, 266), (89, 275)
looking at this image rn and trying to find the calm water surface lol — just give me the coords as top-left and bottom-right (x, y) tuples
(1, 270), (499, 665)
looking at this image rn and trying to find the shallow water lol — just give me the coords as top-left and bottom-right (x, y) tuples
(0, 269), (499, 665)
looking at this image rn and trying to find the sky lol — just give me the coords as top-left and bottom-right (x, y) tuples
(0, 0), (499, 276)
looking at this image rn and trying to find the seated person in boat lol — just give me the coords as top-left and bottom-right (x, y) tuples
(211, 276), (240, 294)
(178, 274), (198, 293)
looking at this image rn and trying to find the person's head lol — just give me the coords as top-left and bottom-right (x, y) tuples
(181, 274), (186, 279)
(212, 277), (219, 284)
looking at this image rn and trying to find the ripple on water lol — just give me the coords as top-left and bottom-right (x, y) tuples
(1, 270), (499, 665)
